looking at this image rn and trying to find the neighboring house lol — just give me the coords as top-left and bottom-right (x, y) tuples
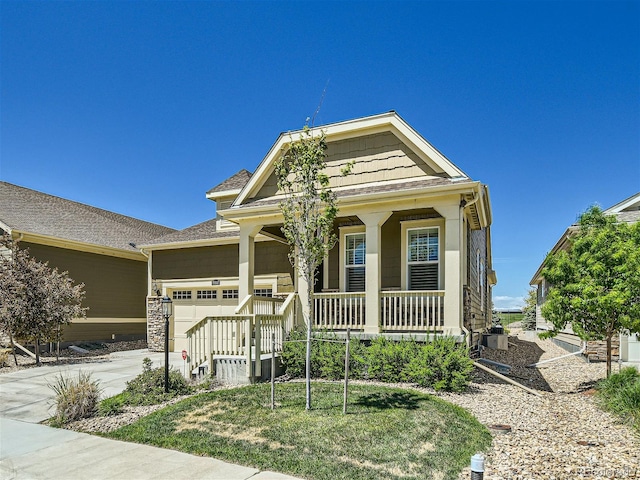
(141, 112), (497, 381)
(530, 192), (640, 364)
(0, 182), (175, 344)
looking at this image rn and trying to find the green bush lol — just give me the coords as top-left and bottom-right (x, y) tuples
(122, 357), (193, 406)
(404, 337), (473, 391)
(48, 371), (101, 424)
(281, 332), (473, 392)
(596, 367), (640, 431)
(98, 392), (128, 416)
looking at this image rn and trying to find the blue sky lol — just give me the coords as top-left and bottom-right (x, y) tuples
(1, 1), (638, 309)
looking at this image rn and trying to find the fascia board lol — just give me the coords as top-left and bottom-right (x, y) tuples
(529, 226), (577, 285)
(0, 220), (13, 234)
(205, 188), (241, 200)
(223, 182), (481, 222)
(17, 231), (146, 261)
(139, 233), (273, 251)
(603, 192), (640, 214)
(234, 112), (468, 206)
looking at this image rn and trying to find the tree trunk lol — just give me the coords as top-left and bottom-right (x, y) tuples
(9, 330), (18, 366)
(605, 334), (612, 378)
(305, 276), (313, 410)
(35, 336), (40, 365)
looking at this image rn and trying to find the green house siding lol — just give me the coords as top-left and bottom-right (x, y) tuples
(24, 242), (147, 319)
(152, 241), (294, 280)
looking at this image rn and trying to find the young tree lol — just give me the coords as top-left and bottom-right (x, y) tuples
(275, 125), (349, 410)
(0, 234), (87, 364)
(521, 288), (537, 331)
(541, 206), (640, 376)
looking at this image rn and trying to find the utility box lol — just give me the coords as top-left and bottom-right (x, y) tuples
(483, 333), (508, 351)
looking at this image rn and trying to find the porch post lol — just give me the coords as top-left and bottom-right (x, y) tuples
(358, 212), (393, 334)
(239, 222), (263, 311)
(435, 204), (463, 335)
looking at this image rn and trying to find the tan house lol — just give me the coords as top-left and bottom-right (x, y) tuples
(0, 182), (175, 344)
(530, 192), (640, 364)
(142, 112), (496, 381)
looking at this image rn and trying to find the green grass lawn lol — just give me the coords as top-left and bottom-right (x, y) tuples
(105, 382), (491, 480)
(497, 312), (524, 327)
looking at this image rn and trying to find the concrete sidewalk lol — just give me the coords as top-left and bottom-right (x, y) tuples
(0, 349), (301, 480)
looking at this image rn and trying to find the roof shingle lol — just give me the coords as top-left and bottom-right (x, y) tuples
(207, 169), (252, 195)
(0, 182), (176, 251)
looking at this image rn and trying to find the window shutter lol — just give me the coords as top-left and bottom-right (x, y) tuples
(409, 264), (438, 290)
(347, 266), (365, 292)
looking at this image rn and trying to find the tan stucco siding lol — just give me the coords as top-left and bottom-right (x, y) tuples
(24, 242), (146, 319)
(152, 241), (293, 281)
(252, 132), (440, 200)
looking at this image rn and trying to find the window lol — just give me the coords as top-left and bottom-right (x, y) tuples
(197, 290), (217, 299)
(172, 290), (192, 300)
(254, 288), (273, 297)
(345, 233), (366, 292)
(407, 227), (439, 290)
(223, 289), (239, 299)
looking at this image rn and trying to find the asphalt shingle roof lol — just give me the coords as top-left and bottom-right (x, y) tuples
(0, 182), (176, 252)
(207, 169), (252, 195)
(142, 218), (239, 246)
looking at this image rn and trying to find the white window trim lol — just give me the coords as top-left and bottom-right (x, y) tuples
(400, 219), (444, 291)
(339, 225), (366, 292)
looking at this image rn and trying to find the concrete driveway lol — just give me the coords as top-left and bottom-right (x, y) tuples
(0, 349), (300, 480)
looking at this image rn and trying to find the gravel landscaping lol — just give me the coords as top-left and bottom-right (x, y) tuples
(37, 333), (639, 479)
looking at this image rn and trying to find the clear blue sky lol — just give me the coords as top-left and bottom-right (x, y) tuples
(1, 1), (638, 309)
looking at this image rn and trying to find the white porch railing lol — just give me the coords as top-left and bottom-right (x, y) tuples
(235, 294), (285, 315)
(313, 292), (366, 330)
(380, 290), (445, 331)
(186, 293), (297, 377)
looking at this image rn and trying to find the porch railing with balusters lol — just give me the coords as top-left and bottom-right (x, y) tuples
(380, 290), (445, 331)
(313, 292), (366, 330)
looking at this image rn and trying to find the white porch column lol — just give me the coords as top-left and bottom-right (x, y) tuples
(435, 204), (463, 335)
(358, 212), (393, 334)
(238, 222), (263, 311)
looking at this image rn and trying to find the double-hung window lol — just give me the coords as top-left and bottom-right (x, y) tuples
(407, 227), (439, 290)
(345, 233), (366, 292)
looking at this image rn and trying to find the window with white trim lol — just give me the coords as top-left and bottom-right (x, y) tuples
(197, 290), (217, 299)
(172, 290), (192, 300)
(345, 233), (366, 292)
(254, 288), (273, 297)
(407, 227), (439, 290)
(222, 289), (239, 299)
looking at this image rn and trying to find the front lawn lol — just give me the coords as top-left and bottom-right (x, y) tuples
(105, 382), (491, 480)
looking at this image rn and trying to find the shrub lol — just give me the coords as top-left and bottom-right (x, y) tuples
(596, 367), (640, 431)
(98, 392), (128, 416)
(281, 332), (473, 391)
(404, 337), (473, 392)
(0, 348), (10, 367)
(122, 357), (193, 405)
(48, 371), (101, 424)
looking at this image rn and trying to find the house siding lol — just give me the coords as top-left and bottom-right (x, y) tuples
(252, 132), (441, 201)
(152, 241), (294, 281)
(24, 242), (146, 319)
(467, 227), (490, 335)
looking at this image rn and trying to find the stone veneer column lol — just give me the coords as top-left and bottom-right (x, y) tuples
(147, 296), (164, 352)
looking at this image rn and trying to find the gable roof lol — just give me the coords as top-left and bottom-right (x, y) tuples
(604, 191), (640, 224)
(530, 191), (640, 285)
(206, 169), (252, 199)
(233, 111), (468, 207)
(0, 182), (175, 256)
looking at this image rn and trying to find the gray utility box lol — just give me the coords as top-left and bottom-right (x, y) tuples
(483, 333), (508, 351)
